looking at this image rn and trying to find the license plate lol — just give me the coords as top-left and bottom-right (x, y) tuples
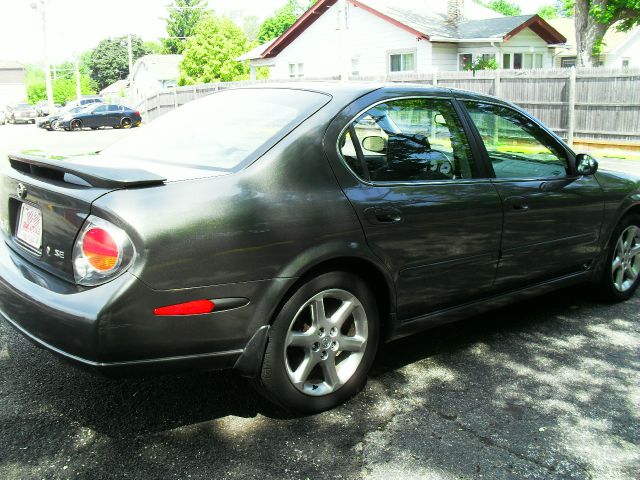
(16, 203), (42, 251)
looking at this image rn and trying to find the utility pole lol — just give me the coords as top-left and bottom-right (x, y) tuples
(337, 0), (350, 81)
(75, 61), (82, 100)
(127, 33), (133, 76)
(31, 0), (54, 113)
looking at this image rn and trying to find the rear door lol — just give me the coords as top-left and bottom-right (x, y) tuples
(328, 92), (503, 320)
(89, 105), (109, 127)
(459, 99), (604, 290)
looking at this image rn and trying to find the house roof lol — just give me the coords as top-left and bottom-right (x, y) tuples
(0, 61), (24, 70)
(130, 55), (183, 81)
(548, 18), (638, 56)
(253, 0), (565, 60)
(100, 79), (129, 95)
(237, 39), (276, 61)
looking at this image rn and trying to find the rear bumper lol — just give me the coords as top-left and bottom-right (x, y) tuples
(0, 239), (280, 375)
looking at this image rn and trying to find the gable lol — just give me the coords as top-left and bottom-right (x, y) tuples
(261, 0), (565, 59)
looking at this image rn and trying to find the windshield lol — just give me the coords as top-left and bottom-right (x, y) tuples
(103, 88), (330, 171)
(16, 104), (32, 110)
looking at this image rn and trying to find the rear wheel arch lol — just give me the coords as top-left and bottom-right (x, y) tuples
(270, 256), (395, 340)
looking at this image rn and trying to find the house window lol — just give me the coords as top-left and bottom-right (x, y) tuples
(622, 58), (630, 68)
(503, 53), (511, 69)
(288, 63), (304, 78)
(513, 53), (523, 69)
(389, 52), (415, 72)
(535, 54), (543, 68)
(561, 57), (576, 68)
(351, 57), (360, 76)
(458, 53), (473, 71)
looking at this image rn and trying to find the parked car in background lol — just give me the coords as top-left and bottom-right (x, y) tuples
(37, 105), (88, 131)
(65, 96), (103, 109)
(35, 101), (61, 117)
(5, 103), (38, 124)
(1, 84), (639, 413)
(58, 103), (141, 131)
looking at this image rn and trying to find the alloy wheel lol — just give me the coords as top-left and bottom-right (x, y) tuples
(121, 118), (132, 129)
(612, 225), (640, 292)
(70, 119), (81, 131)
(284, 289), (368, 396)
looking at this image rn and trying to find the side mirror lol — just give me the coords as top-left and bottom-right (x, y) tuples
(576, 153), (598, 176)
(434, 113), (447, 126)
(362, 136), (387, 153)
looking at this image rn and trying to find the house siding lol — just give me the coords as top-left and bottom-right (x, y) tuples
(606, 28), (640, 68)
(456, 29), (553, 70)
(270, 2), (432, 78)
(432, 43), (458, 71)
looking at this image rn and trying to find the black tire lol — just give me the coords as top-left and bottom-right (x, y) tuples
(598, 213), (640, 302)
(121, 117), (132, 129)
(256, 271), (379, 413)
(91, 127), (99, 130)
(70, 119), (82, 131)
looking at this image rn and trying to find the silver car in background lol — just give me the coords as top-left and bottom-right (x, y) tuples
(6, 103), (38, 124)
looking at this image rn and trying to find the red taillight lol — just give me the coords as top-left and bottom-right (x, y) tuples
(135, 111), (140, 117)
(82, 227), (120, 271)
(153, 300), (215, 316)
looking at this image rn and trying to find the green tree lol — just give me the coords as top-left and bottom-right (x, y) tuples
(178, 15), (251, 84)
(86, 35), (149, 91)
(563, 0), (640, 66)
(256, 0), (308, 44)
(537, 4), (559, 19)
(162, 0), (209, 54)
(144, 41), (164, 54)
(26, 67), (96, 105)
(485, 0), (522, 16)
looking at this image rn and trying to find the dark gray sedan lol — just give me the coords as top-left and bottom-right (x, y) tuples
(1, 84), (639, 412)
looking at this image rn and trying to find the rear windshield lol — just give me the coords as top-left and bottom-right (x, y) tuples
(103, 88), (331, 171)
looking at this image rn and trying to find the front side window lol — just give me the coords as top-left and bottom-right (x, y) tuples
(339, 98), (475, 182)
(464, 101), (569, 179)
(93, 105), (107, 113)
(389, 52), (415, 72)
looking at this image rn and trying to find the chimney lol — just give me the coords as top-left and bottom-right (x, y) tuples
(447, 0), (464, 24)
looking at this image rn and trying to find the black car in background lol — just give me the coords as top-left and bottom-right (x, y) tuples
(36, 105), (88, 131)
(58, 104), (142, 130)
(1, 84), (640, 413)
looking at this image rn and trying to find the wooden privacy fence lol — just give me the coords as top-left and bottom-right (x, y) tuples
(133, 67), (640, 150)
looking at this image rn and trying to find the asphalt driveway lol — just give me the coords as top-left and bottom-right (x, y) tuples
(1, 287), (638, 479)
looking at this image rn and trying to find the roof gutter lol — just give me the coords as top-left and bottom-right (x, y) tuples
(430, 37), (505, 43)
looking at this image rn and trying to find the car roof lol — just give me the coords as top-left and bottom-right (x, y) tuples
(232, 81), (507, 107)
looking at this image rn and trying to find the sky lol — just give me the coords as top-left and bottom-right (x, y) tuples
(0, 0), (555, 65)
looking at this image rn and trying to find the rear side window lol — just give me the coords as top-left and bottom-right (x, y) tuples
(103, 89), (330, 171)
(339, 98), (475, 182)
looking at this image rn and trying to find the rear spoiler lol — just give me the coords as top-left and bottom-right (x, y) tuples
(7, 153), (166, 188)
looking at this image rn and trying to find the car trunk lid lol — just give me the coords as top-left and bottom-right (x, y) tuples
(1, 152), (168, 283)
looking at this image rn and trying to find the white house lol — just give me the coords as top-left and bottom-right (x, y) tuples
(549, 18), (640, 68)
(239, 0), (566, 79)
(128, 54), (183, 105)
(0, 61), (26, 107)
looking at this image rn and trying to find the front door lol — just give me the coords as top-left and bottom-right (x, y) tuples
(335, 96), (503, 320)
(461, 100), (604, 291)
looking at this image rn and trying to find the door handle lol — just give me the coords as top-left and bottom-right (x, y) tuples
(505, 196), (529, 212)
(363, 207), (403, 225)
